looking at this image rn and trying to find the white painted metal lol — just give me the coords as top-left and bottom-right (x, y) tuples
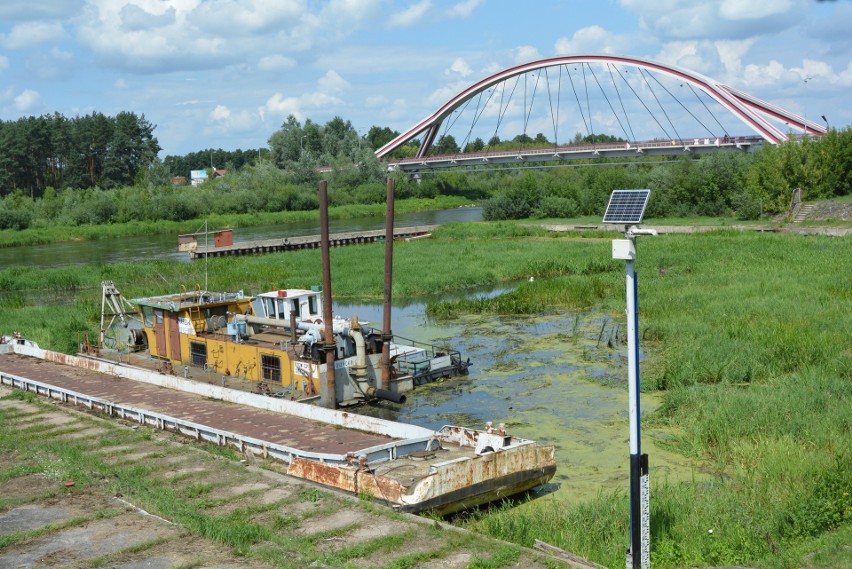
(5, 341), (432, 440)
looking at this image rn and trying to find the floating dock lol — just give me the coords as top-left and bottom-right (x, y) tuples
(189, 225), (437, 259)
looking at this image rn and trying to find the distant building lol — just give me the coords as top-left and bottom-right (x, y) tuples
(190, 169), (208, 186)
(190, 168), (226, 186)
(171, 176), (187, 186)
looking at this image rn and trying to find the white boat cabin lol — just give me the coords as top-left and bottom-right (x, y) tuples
(254, 289), (324, 323)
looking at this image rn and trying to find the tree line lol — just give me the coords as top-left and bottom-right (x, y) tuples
(0, 109), (849, 231)
(0, 112), (160, 197)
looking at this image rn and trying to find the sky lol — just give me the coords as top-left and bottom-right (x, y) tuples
(0, 0), (850, 158)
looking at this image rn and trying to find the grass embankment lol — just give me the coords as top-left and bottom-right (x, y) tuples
(0, 391), (518, 568)
(434, 228), (851, 569)
(1, 223), (850, 568)
(0, 195), (473, 248)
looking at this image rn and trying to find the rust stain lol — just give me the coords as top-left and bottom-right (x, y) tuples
(288, 458), (357, 493)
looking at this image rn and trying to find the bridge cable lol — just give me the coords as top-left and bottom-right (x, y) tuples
(552, 66), (563, 145)
(638, 68), (683, 141)
(565, 65), (591, 138)
(582, 63), (595, 139)
(490, 76), (521, 146)
(646, 73), (718, 138)
(607, 63), (638, 142)
(586, 63), (633, 143)
(688, 83), (730, 137)
(522, 71), (542, 144)
(543, 68), (559, 145)
(463, 88), (500, 151)
(613, 66), (673, 140)
(458, 91), (483, 150)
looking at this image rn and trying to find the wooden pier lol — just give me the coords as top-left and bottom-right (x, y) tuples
(188, 225), (436, 259)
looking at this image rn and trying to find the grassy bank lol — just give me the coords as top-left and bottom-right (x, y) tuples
(1, 224), (850, 568)
(0, 195), (474, 248)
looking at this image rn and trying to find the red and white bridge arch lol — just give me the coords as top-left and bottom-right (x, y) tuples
(376, 54), (826, 161)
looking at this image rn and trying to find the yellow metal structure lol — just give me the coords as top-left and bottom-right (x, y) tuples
(133, 290), (320, 397)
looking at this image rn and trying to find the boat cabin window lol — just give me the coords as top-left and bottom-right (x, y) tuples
(308, 295), (318, 316)
(264, 297), (276, 319)
(261, 354), (281, 383)
(190, 341), (207, 367)
(141, 306), (154, 327)
(291, 299), (299, 318)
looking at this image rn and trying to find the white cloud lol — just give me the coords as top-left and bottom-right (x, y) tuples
(120, 4), (176, 31)
(114, 78), (127, 89)
(0, 55), (8, 71)
(257, 54), (296, 72)
(714, 39), (755, 77)
(719, 0), (795, 21)
(261, 70), (350, 121)
(262, 91), (343, 122)
(206, 105), (258, 134)
(447, 57), (472, 78)
(1, 21), (65, 49)
(317, 69), (350, 93)
(554, 26), (630, 55)
(447, 0), (482, 18)
(75, 0), (378, 74)
(211, 105), (231, 121)
(14, 89), (40, 111)
(513, 46), (540, 64)
(426, 79), (472, 107)
(620, 0), (806, 41)
(389, 0), (431, 27)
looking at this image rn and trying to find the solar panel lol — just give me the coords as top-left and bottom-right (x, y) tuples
(602, 189), (651, 224)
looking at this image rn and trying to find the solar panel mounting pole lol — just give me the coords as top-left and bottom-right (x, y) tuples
(603, 190), (655, 569)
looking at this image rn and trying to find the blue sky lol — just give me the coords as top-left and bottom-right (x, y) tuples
(1, 0), (849, 157)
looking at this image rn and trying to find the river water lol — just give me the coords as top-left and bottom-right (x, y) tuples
(335, 293), (703, 505)
(0, 206), (483, 268)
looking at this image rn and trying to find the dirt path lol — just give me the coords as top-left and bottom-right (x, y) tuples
(0, 385), (569, 569)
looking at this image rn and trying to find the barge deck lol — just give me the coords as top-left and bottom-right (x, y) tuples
(0, 340), (555, 515)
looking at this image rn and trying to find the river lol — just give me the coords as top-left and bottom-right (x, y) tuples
(0, 206), (483, 268)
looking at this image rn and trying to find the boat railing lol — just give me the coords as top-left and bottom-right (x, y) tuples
(384, 331), (465, 376)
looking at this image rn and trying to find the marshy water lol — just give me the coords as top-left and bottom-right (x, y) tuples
(338, 291), (704, 504)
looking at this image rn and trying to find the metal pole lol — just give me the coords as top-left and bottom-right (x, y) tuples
(381, 177), (395, 391)
(625, 247), (649, 569)
(204, 220), (209, 292)
(319, 181), (336, 408)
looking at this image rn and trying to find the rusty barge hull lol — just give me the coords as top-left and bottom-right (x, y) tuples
(0, 340), (555, 515)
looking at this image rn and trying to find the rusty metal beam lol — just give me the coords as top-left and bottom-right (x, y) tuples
(381, 177), (395, 390)
(319, 180), (336, 408)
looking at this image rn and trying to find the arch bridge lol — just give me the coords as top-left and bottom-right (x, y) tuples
(376, 54), (826, 172)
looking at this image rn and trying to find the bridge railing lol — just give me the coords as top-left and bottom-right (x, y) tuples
(387, 136), (765, 167)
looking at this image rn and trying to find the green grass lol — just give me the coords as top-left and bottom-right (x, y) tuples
(1, 223), (850, 568)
